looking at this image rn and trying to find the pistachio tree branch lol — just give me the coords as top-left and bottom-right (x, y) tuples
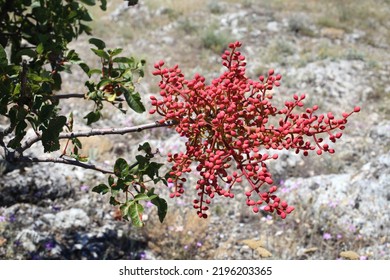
(18, 155), (114, 174)
(51, 93), (125, 102)
(19, 120), (177, 154)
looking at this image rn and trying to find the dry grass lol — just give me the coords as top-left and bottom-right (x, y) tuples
(142, 208), (213, 259)
(270, 0), (390, 45)
(137, 189), (385, 260)
(145, 0), (208, 15)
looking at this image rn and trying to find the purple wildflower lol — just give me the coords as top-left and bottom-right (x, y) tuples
(323, 233), (332, 240)
(139, 252), (146, 260)
(9, 214), (16, 223)
(45, 241), (55, 250)
(80, 185), (89, 191)
(146, 201), (154, 208)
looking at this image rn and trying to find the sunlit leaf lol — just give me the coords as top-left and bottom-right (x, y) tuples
(114, 158), (129, 177)
(129, 202), (144, 227)
(91, 48), (109, 59)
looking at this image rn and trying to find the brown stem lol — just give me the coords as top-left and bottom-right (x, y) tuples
(19, 120), (177, 153)
(18, 156), (114, 174)
(51, 93), (125, 102)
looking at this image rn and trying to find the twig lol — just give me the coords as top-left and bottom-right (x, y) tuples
(51, 93), (125, 102)
(19, 120), (176, 153)
(18, 155), (114, 174)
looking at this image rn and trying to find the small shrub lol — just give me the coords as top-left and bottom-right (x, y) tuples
(200, 28), (231, 54)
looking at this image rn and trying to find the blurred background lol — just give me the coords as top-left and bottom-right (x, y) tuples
(0, 0), (389, 259)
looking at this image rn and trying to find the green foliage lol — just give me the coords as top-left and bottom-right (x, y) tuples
(84, 38), (146, 124)
(0, 0), (104, 151)
(0, 0), (165, 227)
(92, 142), (168, 227)
(201, 27), (231, 54)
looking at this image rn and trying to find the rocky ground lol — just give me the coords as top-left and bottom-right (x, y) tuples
(1, 0), (389, 259)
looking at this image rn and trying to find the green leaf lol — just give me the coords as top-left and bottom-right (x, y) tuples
(112, 57), (133, 63)
(78, 63), (90, 76)
(110, 48), (123, 57)
(84, 110), (101, 125)
(39, 104), (55, 121)
(129, 202), (144, 227)
(27, 73), (43, 82)
(115, 178), (127, 192)
(52, 72), (62, 90)
(66, 49), (77, 60)
(89, 38), (106, 50)
(91, 48), (109, 60)
(109, 196), (120, 206)
(41, 116), (67, 152)
(99, 0), (107, 10)
(0, 45), (8, 66)
(138, 142), (152, 154)
(88, 68), (102, 76)
(80, 0), (96, 6)
(7, 119), (27, 149)
(147, 188), (168, 223)
(36, 43), (44, 54)
(124, 92), (145, 113)
(151, 196), (168, 223)
(120, 201), (132, 220)
(72, 138), (82, 149)
(114, 158), (129, 177)
(92, 184), (110, 194)
(120, 200), (144, 227)
(76, 155), (89, 162)
(15, 48), (37, 60)
(135, 155), (148, 166)
(145, 162), (164, 180)
(134, 193), (150, 202)
(68, 10), (78, 20)
(81, 11), (93, 21)
(108, 175), (115, 186)
(97, 78), (111, 89)
(126, 0), (139, 6)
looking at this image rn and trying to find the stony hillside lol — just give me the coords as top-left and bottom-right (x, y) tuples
(1, 0), (389, 259)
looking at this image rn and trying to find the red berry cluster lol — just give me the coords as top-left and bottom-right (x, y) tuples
(150, 41), (360, 219)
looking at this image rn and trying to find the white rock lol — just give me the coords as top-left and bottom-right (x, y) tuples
(54, 208), (90, 229)
(267, 21), (279, 32)
(282, 153), (390, 239)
